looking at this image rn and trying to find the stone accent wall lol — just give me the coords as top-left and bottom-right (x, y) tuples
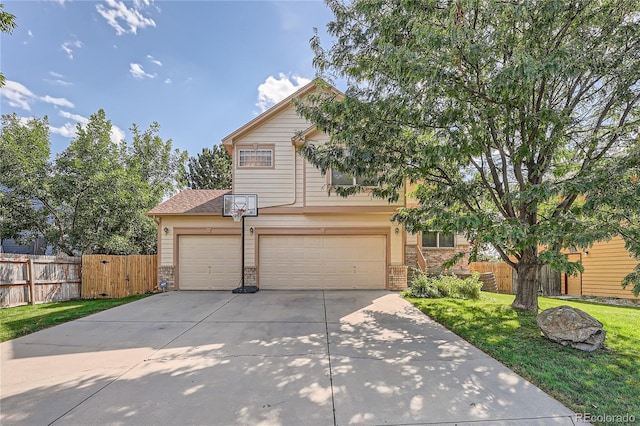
(422, 245), (470, 274)
(388, 265), (408, 291)
(158, 265), (175, 290)
(244, 266), (257, 287)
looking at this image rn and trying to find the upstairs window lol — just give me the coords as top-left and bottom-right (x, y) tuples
(238, 148), (273, 168)
(422, 231), (455, 248)
(330, 170), (375, 187)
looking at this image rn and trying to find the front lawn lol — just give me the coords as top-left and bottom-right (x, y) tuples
(0, 295), (150, 342)
(405, 293), (639, 424)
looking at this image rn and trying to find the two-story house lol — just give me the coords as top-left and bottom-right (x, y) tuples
(147, 80), (470, 292)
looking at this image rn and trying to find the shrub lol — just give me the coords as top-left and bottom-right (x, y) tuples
(402, 271), (482, 299)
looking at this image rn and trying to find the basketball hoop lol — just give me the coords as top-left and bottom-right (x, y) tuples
(222, 194), (259, 294)
(231, 208), (245, 222)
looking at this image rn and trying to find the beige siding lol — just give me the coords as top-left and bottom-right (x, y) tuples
(242, 213), (403, 267)
(233, 108), (308, 207)
(158, 216), (240, 267)
(581, 237), (638, 299)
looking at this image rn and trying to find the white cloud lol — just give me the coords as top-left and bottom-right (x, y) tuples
(61, 39), (83, 59)
(28, 30), (33, 37)
(256, 73), (311, 112)
(41, 95), (75, 108)
(50, 122), (77, 138)
(129, 63), (155, 79)
(0, 80), (37, 111)
(59, 110), (89, 124)
(96, 0), (156, 36)
(164, 78), (172, 84)
(45, 71), (72, 86)
(50, 115), (124, 143)
(1, 80), (77, 111)
(47, 79), (72, 86)
(110, 125), (126, 144)
(146, 54), (162, 66)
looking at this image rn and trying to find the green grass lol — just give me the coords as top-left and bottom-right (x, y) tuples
(405, 293), (640, 425)
(0, 295), (150, 342)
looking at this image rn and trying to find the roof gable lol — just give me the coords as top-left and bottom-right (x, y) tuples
(221, 78), (341, 149)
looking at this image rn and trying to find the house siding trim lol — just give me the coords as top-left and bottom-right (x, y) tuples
(253, 226), (391, 289)
(260, 206), (401, 214)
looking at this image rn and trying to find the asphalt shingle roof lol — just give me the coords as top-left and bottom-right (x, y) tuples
(147, 189), (230, 215)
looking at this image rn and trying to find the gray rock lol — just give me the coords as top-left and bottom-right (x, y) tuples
(536, 305), (606, 352)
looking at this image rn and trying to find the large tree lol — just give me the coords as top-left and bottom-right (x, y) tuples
(0, 114), (50, 246)
(0, 110), (186, 255)
(186, 144), (232, 190)
(296, 0), (640, 311)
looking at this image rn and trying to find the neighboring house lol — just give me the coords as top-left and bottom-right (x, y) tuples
(147, 81), (469, 291)
(563, 236), (638, 299)
(0, 237), (49, 255)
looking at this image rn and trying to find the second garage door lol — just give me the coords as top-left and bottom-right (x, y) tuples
(259, 235), (386, 289)
(178, 235), (241, 290)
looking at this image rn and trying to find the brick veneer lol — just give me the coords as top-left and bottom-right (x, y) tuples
(158, 266), (175, 290)
(388, 265), (408, 291)
(422, 245), (471, 274)
(244, 267), (257, 287)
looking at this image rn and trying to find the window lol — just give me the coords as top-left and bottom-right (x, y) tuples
(330, 170), (374, 187)
(238, 148), (273, 168)
(422, 231), (455, 248)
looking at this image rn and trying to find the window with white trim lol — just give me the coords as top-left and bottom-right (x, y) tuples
(238, 148), (273, 168)
(422, 231), (455, 248)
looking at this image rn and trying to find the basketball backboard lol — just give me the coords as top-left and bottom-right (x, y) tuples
(223, 194), (258, 221)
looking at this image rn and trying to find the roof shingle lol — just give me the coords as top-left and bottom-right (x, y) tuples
(147, 189), (230, 215)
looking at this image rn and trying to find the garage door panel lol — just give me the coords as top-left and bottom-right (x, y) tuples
(260, 235), (386, 290)
(179, 235), (241, 290)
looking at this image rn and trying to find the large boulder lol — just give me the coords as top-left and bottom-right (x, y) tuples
(536, 305), (606, 352)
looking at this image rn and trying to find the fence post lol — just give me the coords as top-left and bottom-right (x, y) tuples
(27, 258), (36, 305)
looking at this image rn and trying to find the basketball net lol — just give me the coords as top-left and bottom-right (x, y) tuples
(231, 208), (245, 222)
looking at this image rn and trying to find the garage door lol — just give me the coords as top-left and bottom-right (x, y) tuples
(178, 235), (241, 290)
(259, 235), (386, 289)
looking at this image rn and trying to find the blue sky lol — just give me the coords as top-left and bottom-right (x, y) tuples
(1, 0), (338, 158)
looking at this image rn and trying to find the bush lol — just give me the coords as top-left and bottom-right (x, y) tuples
(402, 271), (482, 299)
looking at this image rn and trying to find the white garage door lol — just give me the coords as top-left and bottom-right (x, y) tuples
(259, 235), (386, 289)
(178, 235), (241, 290)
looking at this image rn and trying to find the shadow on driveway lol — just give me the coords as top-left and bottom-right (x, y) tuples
(1, 290), (577, 425)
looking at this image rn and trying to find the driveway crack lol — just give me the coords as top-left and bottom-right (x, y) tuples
(322, 290), (337, 426)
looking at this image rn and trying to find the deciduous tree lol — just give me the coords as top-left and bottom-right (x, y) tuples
(296, 0), (640, 311)
(0, 110), (186, 255)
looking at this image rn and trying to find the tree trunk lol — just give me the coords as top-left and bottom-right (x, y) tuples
(512, 250), (540, 312)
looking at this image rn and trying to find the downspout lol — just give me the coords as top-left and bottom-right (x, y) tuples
(263, 143), (298, 208)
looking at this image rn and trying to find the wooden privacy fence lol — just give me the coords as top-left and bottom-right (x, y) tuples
(470, 262), (514, 294)
(470, 262), (561, 295)
(0, 254), (81, 307)
(82, 255), (157, 299)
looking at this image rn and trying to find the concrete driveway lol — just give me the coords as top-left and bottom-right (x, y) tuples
(1, 291), (577, 425)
